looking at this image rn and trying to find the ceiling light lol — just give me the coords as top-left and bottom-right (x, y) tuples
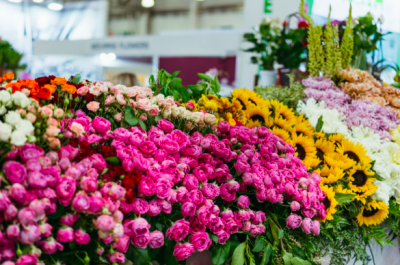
(33, 0), (44, 2)
(48, 2), (63, 11)
(7, 0), (23, 3)
(141, 0), (154, 8)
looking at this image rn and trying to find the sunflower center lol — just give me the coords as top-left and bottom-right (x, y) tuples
(323, 197), (331, 210)
(362, 208), (379, 217)
(344, 151), (360, 163)
(296, 131), (303, 136)
(352, 170), (367, 187)
(295, 144), (306, 160)
(249, 98), (257, 105)
(238, 99), (246, 110)
(251, 114), (265, 123)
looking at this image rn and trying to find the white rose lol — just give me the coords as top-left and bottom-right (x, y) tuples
(171, 106), (179, 117)
(0, 90), (11, 104)
(0, 122), (12, 141)
(5, 111), (21, 126)
(177, 107), (186, 118)
(0, 105), (6, 115)
(162, 108), (172, 119)
(204, 113), (217, 125)
(11, 91), (28, 107)
(15, 119), (34, 136)
(10, 130), (27, 146)
(20, 97), (31, 109)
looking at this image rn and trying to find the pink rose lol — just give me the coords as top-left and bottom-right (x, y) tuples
(56, 226), (74, 243)
(149, 105), (160, 116)
(189, 232), (212, 252)
(183, 174), (199, 191)
(181, 201), (196, 217)
(93, 116), (111, 133)
(124, 217), (150, 237)
(173, 243), (195, 261)
(105, 95), (115, 105)
(94, 215), (115, 232)
(201, 183), (220, 199)
(132, 198), (149, 215)
(87, 101), (100, 112)
(10, 183), (26, 204)
(114, 112), (123, 122)
(149, 231), (164, 248)
(3, 161), (27, 184)
(148, 199), (162, 216)
(108, 251), (126, 263)
(166, 219), (190, 241)
(286, 214), (302, 229)
(311, 220), (320, 236)
(301, 218), (313, 234)
(225, 220), (240, 234)
(18, 208), (35, 226)
(113, 235), (130, 253)
(16, 255), (37, 265)
(216, 230), (230, 244)
(5, 204), (18, 221)
(75, 229), (90, 245)
(155, 179), (172, 199)
(290, 201), (301, 212)
(19, 144), (45, 162)
(133, 233), (150, 249)
(238, 195), (250, 209)
(56, 176), (76, 206)
(137, 98), (152, 111)
(38, 238), (64, 254)
(72, 193), (91, 212)
(39, 223), (53, 237)
(6, 224), (20, 239)
(77, 85), (89, 95)
(60, 214), (80, 226)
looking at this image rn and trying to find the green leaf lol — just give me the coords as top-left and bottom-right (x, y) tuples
(292, 248), (306, 260)
(373, 172), (384, 181)
(210, 234), (219, 244)
(252, 236), (265, 252)
(124, 106), (139, 126)
(278, 229), (284, 239)
(213, 76), (221, 94)
(48, 204), (65, 219)
(290, 257), (312, 265)
(105, 157), (121, 165)
(229, 235), (240, 256)
(126, 245), (151, 265)
(270, 222), (280, 247)
(335, 192), (356, 205)
(155, 222), (163, 231)
(282, 251), (294, 265)
(198, 73), (214, 82)
(316, 115), (324, 132)
(138, 119), (147, 131)
(71, 74), (81, 84)
(69, 241), (76, 250)
(171, 70), (181, 79)
(231, 242), (246, 265)
(269, 213), (280, 228)
(164, 238), (178, 265)
(212, 241), (230, 265)
(260, 245), (273, 265)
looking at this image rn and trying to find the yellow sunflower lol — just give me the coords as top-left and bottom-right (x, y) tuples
(352, 187), (377, 204)
(314, 131), (326, 139)
(273, 117), (292, 131)
(291, 134), (317, 168)
(324, 152), (356, 170)
(271, 127), (290, 142)
(307, 156), (322, 170)
(320, 185), (339, 221)
(276, 104), (297, 124)
(225, 113), (236, 126)
(319, 166), (345, 184)
(348, 164), (376, 193)
(315, 138), (336, 165)
(247, 90), (266, 106)
(336, 139), (372, 166)
(246, 106), (272, 128)
(230, 89), (254, 110)
(328, 133), (345, 147)
(334, 185), (354, 194)
(293, 122), (315, 138)
(356, 200), (389, 226)
(265, 99), (283, 119)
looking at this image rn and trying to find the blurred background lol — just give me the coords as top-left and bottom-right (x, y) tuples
(1, 0), (399, 92)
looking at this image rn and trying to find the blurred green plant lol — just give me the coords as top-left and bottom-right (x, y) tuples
(0, 40), (26, 71)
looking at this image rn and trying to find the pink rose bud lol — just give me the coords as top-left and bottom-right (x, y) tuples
(29, 199), (46, 221)
(290, 201), (301, 211)
(60, 214), (80, 226)
(38, 237), (64, 254)
(189, 232), (212, 252)
(80, 177), (98, 193)
(149, 231), (164, 249)
(311, 220), (320, 236)
(5, 204), (18, 221)
(286, 214), (302, 229)
(96, 247), (104, 255)
(39, 223), (53, 237)
(16, 255), (37, 265)
(316, 208), (327, 220)
(157, 120), (174, 133)
(74, 229), (91, 245)
(148, 199), (162, 216)
(160, 200), (172, 214)
(3, 161), (27, 184)
(18, 208), (35, 226)
(132, 233), (150, 249)
(113, 210), (124, 223)
(221, 209), (234, 221)
(166, 219), (190, 241)
(201, 183), (220, 199)
(93, 116), (111, 133)
(108, 251), (125, 263)
(72, 193), (91, 212)
(109, 184), (126, 200)
(112, 235), (130, 253)
(94, 215), (115, 232)
(20, 224), (41, 244)
(89, 196), (104, 213)
(6, 224), (20, 239)
(252, 211), (266, 225)
(27, 171), (47, 188)
(10, 183), (26, 204)
(238, 195), (250, 209)
(181, 201), (196, 217)
(173, 243), (195, 261)
(59, 157), (71, 171)
(298, 177), (309, 189)
(301, 218), (313, 234)
(216, 230), (230, 245)
(131, 198), (149, 215)
(56, 226), (74, 243)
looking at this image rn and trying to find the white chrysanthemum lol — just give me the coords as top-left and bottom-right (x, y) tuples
(0, 90), (11, 105)
(4, 111), (21, 126)
(11, 91), (28, 107)
(10, 130), (27, 146)
(372, 180), (393, 205)
(0, 122), (12, 141)
(15, 119), (34, 136)
(0, 105), (6, 115)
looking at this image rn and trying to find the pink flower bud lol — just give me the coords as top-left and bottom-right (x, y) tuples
(147, 199), (162, 216)
(238, 195), (250, 209)
(301, 218), (313, 234)
(311, 220), (320, 236)
(96, 247), (104, 255)
(20, 224), (41, 244)
(181, 201), (196, 217)
(72, 193), (91, 212)
(173, 243), (195, 261)
(110, 184), (126, 200)
(108, 251), (125, 263)
(94, 215), (115, 232)
(5, 204), (18, 221)
(290, 201), (301, 211)
(27, 171), (47, 188)
(149, 231), (164, 249)
(80, 177), (98, 193)
(75, 229), (90, 245)
(16, 255), (37, 265)
(10, 183), (26, 204)
(189, 232), (212, 252)
(60, 214), (80, 226)
(39, 223), (53, 237)
(6, 224), (20, 239)
(29, 199), (46, 221)
(38, 237), (64, 254)
(220, 209), (234, 221)
(56, 226), (74, 243)
(18, 208), (35, 226)
(286, 214), (302, 229)
(113, 235), (130, 253)
(89, 196), (104, 213)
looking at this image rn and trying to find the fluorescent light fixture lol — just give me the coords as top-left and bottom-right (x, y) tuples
(48, 2), (63, 11)
(107, 53), (116, 61)
(8, 0), (23, 2)
(141, 0), (154, 8)
(33, 0), (44, 2)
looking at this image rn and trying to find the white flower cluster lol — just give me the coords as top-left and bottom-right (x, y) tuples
(0, 90), (36, 146)
(298, 98), (400, 204)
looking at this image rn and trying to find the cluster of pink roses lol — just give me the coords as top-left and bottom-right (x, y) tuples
(0, 143), (132, 264)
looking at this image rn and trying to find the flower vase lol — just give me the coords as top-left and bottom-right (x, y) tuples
(258, 70), (276, 87)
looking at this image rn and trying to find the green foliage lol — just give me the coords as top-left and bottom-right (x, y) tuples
(255, 76), (305, 110)
(232, 242), (246, 265)
(323, 7), (340, 78)
(340, 5), (353, 69)
(0, 40), (26, 70)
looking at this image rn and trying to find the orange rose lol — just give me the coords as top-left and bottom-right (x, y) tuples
(0, 78), (3, 83)
(51, 77), (67, 86)
(36, 87), (52, 100)
(6, 82), (22, 93)
(30, 85), (40, 96)
(61, 84), (77, 94)
(43, 84), (56, 93)
(4, 73), (14, 81)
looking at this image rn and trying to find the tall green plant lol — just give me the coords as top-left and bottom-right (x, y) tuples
(0, 40), (26, 71)
(340, 6), (353, 69)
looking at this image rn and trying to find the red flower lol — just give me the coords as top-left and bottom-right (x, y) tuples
(80, 141), (90, 154)
(126, 170), (142, 184)
(298, 21), (309, 29)
(101, 146), (111, 154)
(86, 93), (95, 103)
(69, 138), (79, 147)
(102, 173), (115, 183)
(114, 166), (125, 177)
(125, 189), (136, 203)
(122, 177), (135, 190)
